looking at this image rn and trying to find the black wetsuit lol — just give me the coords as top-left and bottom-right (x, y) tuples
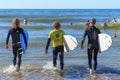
(53, 45), (64, 70)
(6, 27), (27, 68)
(81, 26), (101, 70)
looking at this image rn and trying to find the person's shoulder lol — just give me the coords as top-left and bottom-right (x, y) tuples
(93, 26), (98, 29)
(48, 30), (55, 37)
(9, 28), (14, 32)
(19, 27), (23, 30)
(9, 28), (13, 30)
(49, 29), (54, 34)
(59, 30), (65, 34)
(95, 26), (100, 30)
(85, 27), (90, 31)
(50, 29), (54, 32)
(19, 27), (24, 32)
(94, 26), (101, 32)
(59, 30), (65, 33)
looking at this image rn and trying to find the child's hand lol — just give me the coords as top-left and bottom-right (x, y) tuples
(5, 45), (9, 49)
(81, 45), (84, 49)
(45, 50), (48, 55)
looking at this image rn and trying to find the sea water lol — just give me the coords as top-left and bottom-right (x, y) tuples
(0, 9), (120, 80)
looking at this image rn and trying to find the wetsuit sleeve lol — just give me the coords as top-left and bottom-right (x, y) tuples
(45, 38), (51, 50)
(46, 31), (52, 50)
(98, 29), (101, 34)
(81, 29), (87, 46)
(6, 29), (11, 45)
(21, 30), (28, 47)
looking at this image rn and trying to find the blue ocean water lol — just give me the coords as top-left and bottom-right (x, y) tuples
(0, 9), (120, 15)
(0, 9), (120, 26)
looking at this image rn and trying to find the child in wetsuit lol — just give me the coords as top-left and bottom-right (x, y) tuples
(6, 18), (27, 72)
(81, 18), (101, 75)
(45, 21), (66, 71)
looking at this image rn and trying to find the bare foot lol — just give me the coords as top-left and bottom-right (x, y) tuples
(89, 69), (93, 75)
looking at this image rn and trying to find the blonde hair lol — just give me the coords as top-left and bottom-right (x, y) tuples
(12, 18), (20, 27)
(52, 21), (60, 29)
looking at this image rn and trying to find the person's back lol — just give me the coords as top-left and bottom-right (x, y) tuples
(86, 26), (100, 49)
(49, 29), (65, 47)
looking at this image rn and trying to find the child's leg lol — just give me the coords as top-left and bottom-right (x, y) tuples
(17, 43), (23, 69)
(13, 52), (17, 66)
(53, 53), (58, 67)
(18, 54), (22, 68)
(59, 51), (64, 70)
(59, 46), (64, 70)
(87, 48), (93, 75)
(87, 49), (93, 69)
(53, 48), (58, 67)
(93, 48), (98, 70)
(12, 45), (17, 66)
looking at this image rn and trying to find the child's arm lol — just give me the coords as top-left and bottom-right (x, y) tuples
(81, 29), (87, 49)
(45, 38), (51, 55)
(6, 30), (11, 49)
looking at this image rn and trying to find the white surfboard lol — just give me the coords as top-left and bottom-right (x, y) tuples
(63, 35), (78, 52)
(99, 33), (112, 52)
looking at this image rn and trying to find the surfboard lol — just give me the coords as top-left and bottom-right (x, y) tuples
(98, 33), (112, 52)
(20, 30), (29, 54)
(63, 35), (78, 52)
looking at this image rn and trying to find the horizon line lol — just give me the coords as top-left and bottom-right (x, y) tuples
(0, 8), (120, 10)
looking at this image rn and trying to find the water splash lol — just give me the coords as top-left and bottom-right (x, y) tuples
(3, 65), (16, 73)
(42, 62), (58, 73)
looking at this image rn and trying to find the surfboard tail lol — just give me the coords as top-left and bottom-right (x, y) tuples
(63, 35), (78, 52)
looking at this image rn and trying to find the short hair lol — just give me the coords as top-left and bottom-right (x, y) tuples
(52, 21), (61, 29)
(90, 18), (96, 24)
(12, 18), (20, 27)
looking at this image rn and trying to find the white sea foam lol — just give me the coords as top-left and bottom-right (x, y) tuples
(3, 65), (16, 73)
(42, 62), (58, 72)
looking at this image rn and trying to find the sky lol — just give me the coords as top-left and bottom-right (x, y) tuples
(0, 0), (120, 9)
